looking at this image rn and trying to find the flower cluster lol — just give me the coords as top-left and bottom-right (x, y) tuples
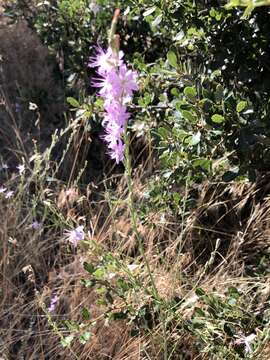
(48, 294), (59, 313)
(64, 225), (85, 247)
(89, 46), (138, 163)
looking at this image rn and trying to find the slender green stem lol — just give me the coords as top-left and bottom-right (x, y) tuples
(123, 129), (159, 299)
(41, 302), (80, 360)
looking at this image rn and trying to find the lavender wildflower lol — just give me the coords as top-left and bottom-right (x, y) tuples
(90, 41), (138, 163)
(88, 46), (123, 75)
(106, 64), (138, 100)
(48, 294), (59, 313)
(64, 225), (85, 247)
(31, 221), (41, 230)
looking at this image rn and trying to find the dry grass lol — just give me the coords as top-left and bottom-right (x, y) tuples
(1, 169), (270, 359)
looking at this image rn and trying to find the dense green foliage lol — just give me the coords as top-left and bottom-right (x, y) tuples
(7, 1), (270, 202)
(6, 0), (270, 183)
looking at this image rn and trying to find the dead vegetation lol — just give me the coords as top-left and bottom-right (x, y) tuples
(1, 171), (270, 359)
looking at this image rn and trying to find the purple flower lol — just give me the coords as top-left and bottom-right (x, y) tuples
(91, 72), (113, 95)
(48, 294), (59, 313)
(107, 64), (138, 100)
(103, 122), (124, 147)
(103, 102), (130, 126)
(64, 225), (85, 247)
(90, 46), (138, 164)
(108, 141), (125, 163)
(31, 221), (41, 230)
(88, 47), (123, 75)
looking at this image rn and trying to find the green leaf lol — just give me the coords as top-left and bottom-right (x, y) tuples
(181, 110), (197, 123)
(172, 128), (188, 139)
(138, 92), (152, 107)
(67, 97), (80, 108)
(61, 335), (74, 348)
(209, 8), (216, 17)
(82, 307), (91, 320)
(167, 51), (178, 68)
(79, 332), (92, 345)
(109, 311), (128, 320)
(63, 320), (80, 331)
(184, 86), (197, 99)
(225, 0), (240, 10)
(81, 279), (96, 287)
(215, 12), (222, 21)
(243, 4), (255, 18)
(211, 114), (225, 124)
(93, 268), (105, 279)
(95, 286), (106, 294)
(158, 126), (169, 139)
(202, 88), (211, 99)
(193, 158), (211, 172)
(96, 298), (107, 306)
(191, 318), (205, 329)
(83, 262), (95, 274)
(214, 84), (224, 102)
(171, 87), (179, 96)
(228, 286), (240, 299)
(116, 278), (130, 291)
(173, 192), (181, 204)
(236, 100), (247, 113)
(227, 298), (237, 306)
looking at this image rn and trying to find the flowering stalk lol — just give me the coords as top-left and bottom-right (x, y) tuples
(89, 10), (159, 298)
(89, 11), (138, 164)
